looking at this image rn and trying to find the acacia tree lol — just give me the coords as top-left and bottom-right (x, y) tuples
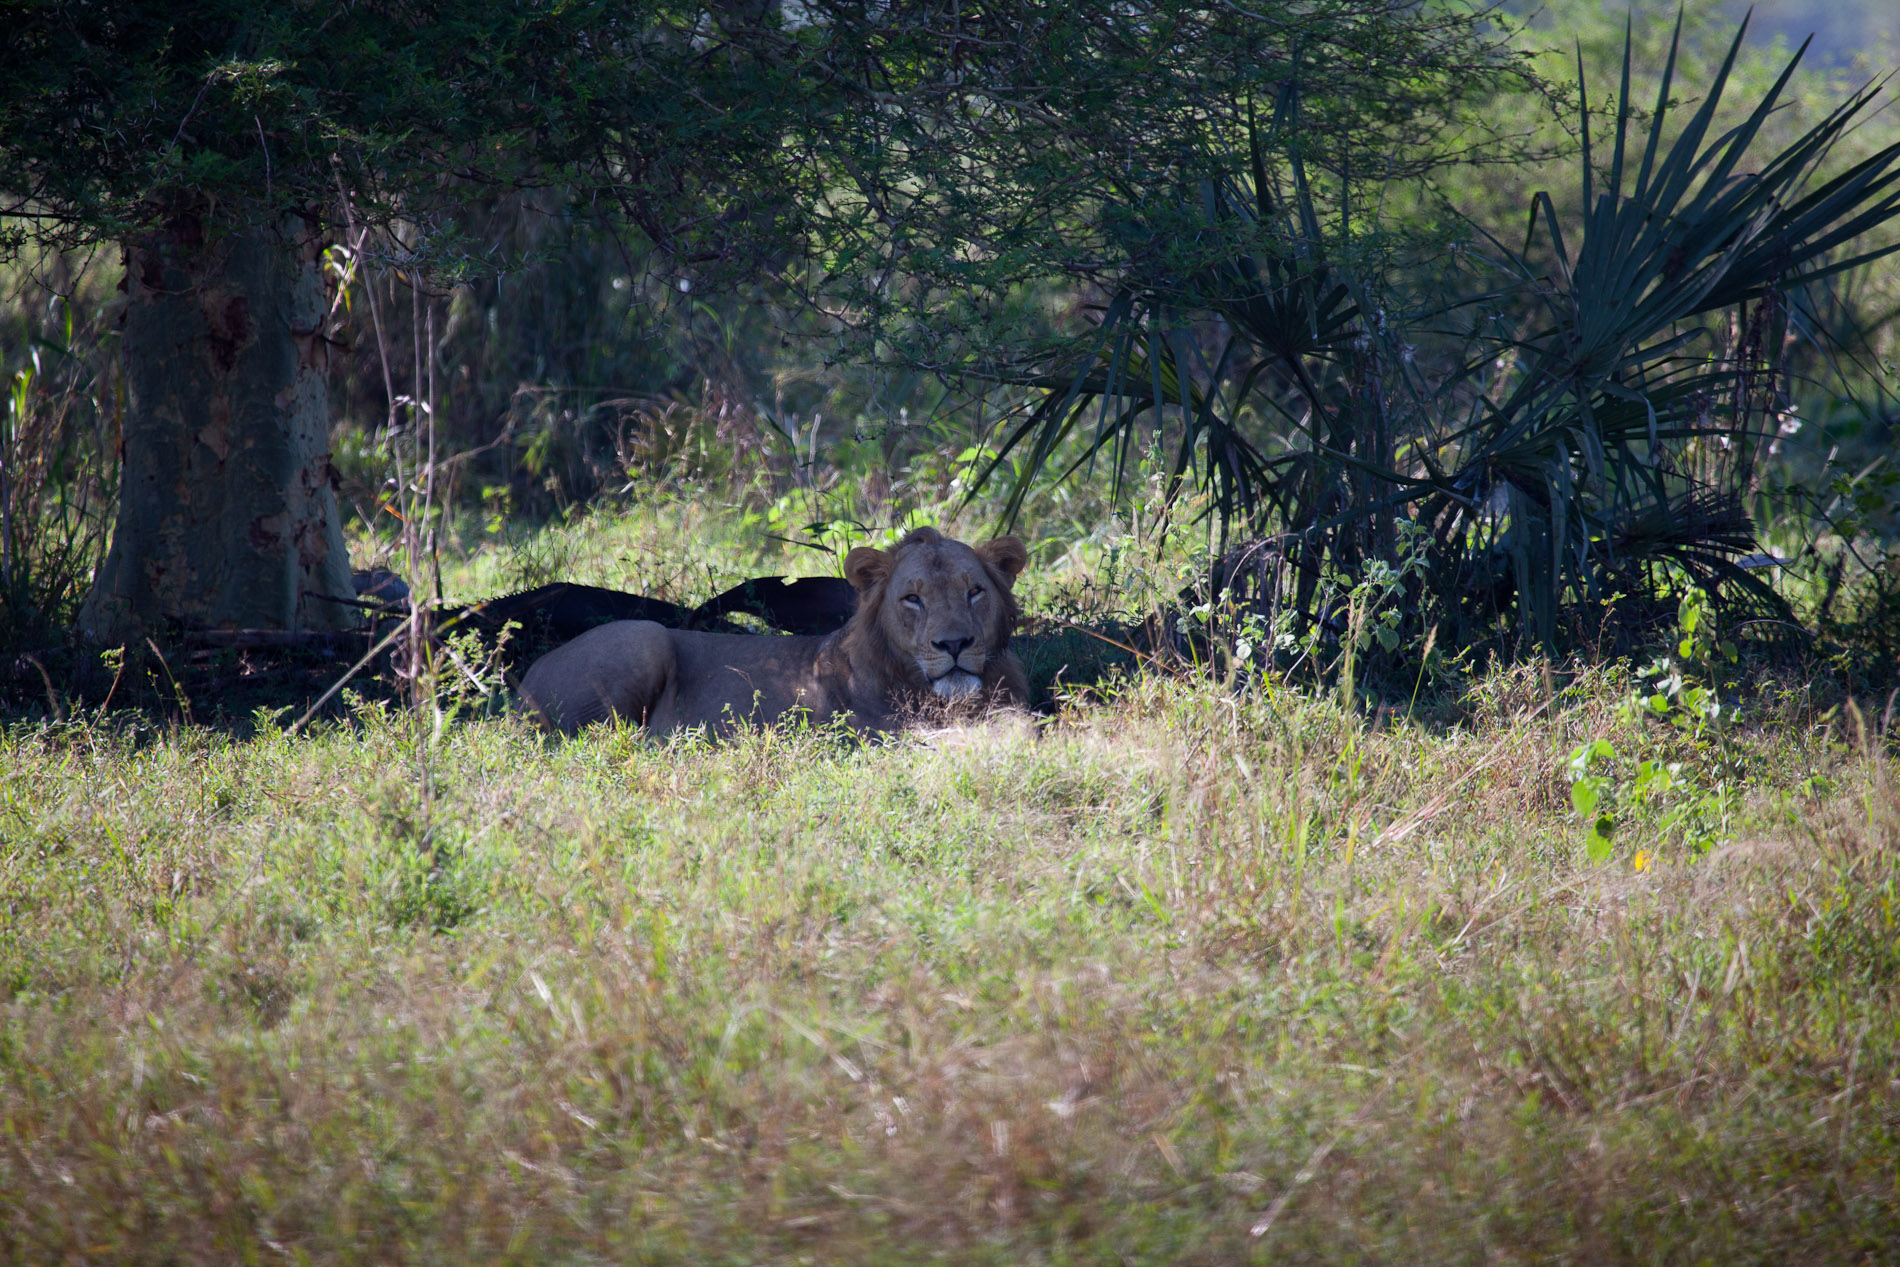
(1, 0), (818, 639)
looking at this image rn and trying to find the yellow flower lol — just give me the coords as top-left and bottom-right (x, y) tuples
(1633, 850), (1652, 872)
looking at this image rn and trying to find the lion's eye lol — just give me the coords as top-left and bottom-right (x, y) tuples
(968, 586), (984, 602)
(902, 594), (924, 609)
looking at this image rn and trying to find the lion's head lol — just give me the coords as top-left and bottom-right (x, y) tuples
(840, 528), (1029, 700)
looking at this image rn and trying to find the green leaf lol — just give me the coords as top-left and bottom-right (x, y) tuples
(1586, 819), (1615, 863)
(1569, 739), (1616, 773)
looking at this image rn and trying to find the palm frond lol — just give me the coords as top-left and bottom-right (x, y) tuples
(965, 14), (1900, 658)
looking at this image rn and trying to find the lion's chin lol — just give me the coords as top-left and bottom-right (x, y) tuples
(930, 670), (984, 700)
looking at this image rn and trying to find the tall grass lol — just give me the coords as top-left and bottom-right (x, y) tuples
(3, 628), (1895, 1260)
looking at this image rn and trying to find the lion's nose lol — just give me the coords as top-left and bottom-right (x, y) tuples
(933, 635), (973, 660)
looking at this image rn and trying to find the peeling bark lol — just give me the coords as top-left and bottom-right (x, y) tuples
(79, 214), (355, 642)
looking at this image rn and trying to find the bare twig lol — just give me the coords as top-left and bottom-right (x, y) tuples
(22, 654), (62, 722)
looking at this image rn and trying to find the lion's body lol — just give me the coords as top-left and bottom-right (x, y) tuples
(518, 529), (1030, 736)
(515, 625), (879, 735)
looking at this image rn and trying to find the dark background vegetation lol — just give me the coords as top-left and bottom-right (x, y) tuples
(3, 0), (1899, 697)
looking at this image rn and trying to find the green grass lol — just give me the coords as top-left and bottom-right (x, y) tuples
(4, 646), (1897, 1262)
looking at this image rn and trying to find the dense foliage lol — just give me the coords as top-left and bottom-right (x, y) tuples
(1, 0), (833, 266)
(1, 2), (1897, 662)
(971, 19), (1900, 658)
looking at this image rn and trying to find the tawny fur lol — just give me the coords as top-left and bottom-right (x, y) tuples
(518, 528), (1030, 736)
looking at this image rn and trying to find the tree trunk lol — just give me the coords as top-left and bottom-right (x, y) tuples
(79, 214), (356, 643)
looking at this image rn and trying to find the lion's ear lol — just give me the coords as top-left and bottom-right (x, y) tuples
(844, 545), (892, 593)
(978, 536), (1028, 586)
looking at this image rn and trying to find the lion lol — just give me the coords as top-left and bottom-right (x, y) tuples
(517, 527), (1030, 736)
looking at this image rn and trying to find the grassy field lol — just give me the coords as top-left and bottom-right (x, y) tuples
(3, 509), (1899, 1263)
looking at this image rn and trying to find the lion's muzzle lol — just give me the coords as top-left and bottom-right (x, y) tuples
(929, 668), (984, 699)
(919, 638), (987, 698)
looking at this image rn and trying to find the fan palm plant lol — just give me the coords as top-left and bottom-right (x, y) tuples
(976, 15), (1900, 653)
